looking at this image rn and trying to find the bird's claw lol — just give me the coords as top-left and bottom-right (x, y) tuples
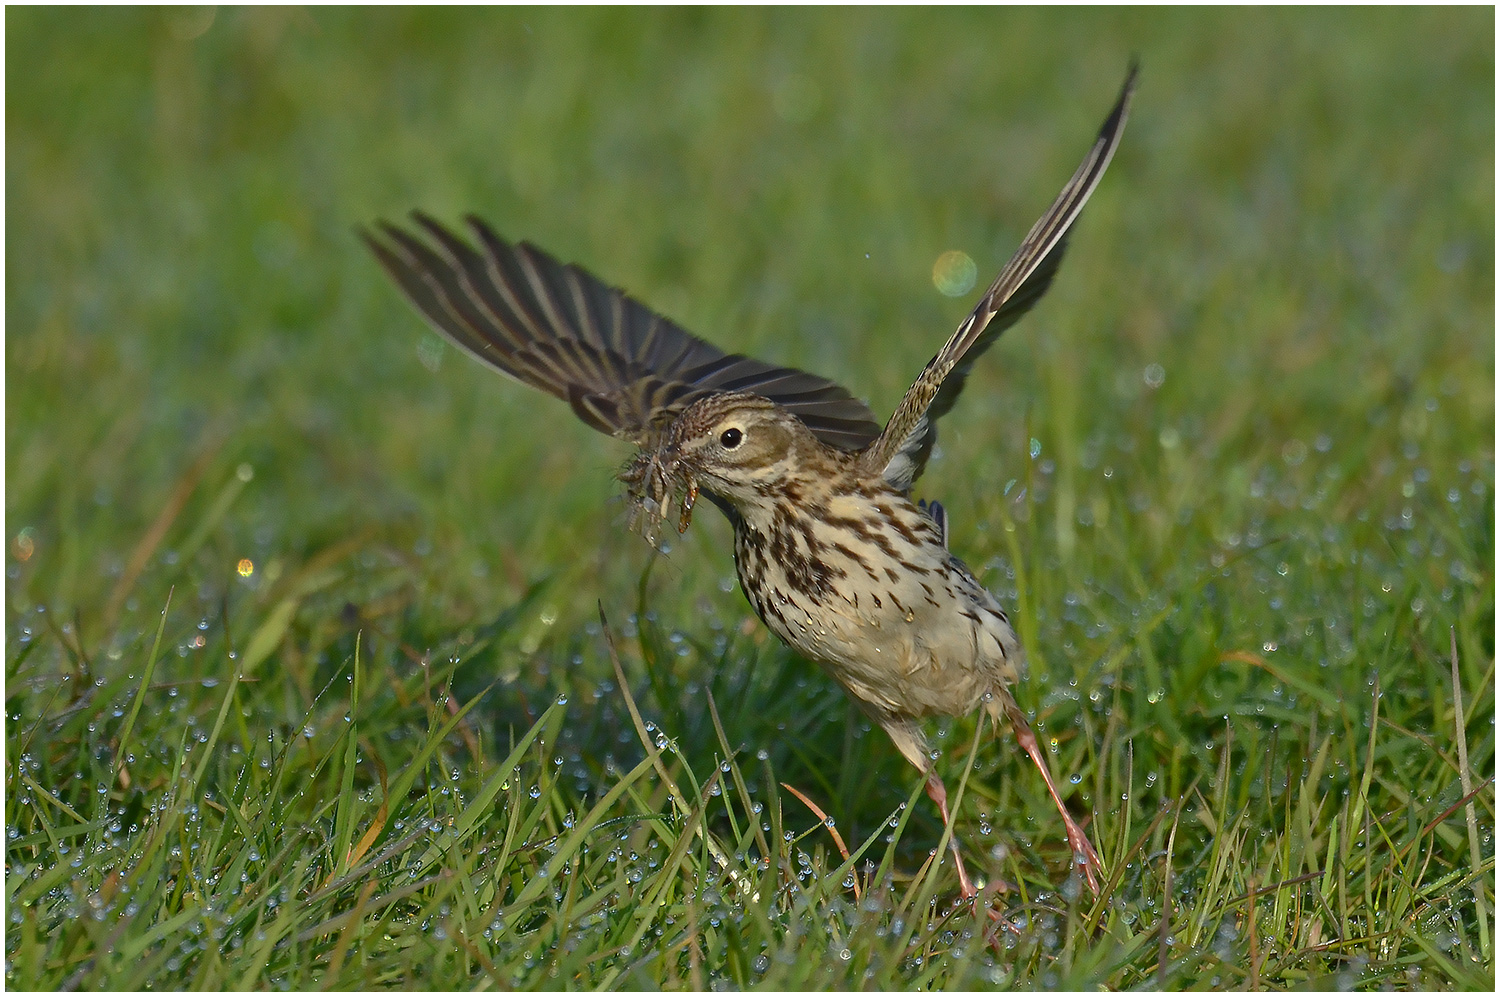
(1066, 824), (1103, 897)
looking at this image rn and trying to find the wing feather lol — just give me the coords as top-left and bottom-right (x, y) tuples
(861, 64), (1138, 489)
(365, 216), (883, 449)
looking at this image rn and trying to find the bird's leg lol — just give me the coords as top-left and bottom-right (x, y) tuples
(879, 717), (985, 902)
(995, 696), (1103, 895)
(922, 770), (976, 899)
(925, 763), (1024, 954)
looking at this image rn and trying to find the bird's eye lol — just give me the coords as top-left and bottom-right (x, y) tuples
(719, 428), (743, 449)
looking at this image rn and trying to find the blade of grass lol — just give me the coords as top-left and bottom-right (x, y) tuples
(173, 463), (253, 567)
(599, 603), (744, 892)
(188, 664), (242, 790)
(706, 688), (769, 858)
(322, 878), (377, 983)
(409, 701), (564, 873)
(500, 749), (663, 918)
(330, 636), (362, 879)
(105, 586), (173, 809)
(1449, 625), (1489, 960)
(602, 770), (724, 988)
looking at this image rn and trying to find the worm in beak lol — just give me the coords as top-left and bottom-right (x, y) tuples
(677, 475), (699, 534)
(621, 448), (691, 548)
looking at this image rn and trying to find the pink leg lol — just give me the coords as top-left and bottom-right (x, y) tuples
(880, 718), (984, 901)
(923, 770), (976, 899)
(927, 769), (1023, 952)
(1001, 699), (1103, 895)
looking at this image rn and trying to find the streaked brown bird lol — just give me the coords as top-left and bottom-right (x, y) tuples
(365, 66), (1135, 897)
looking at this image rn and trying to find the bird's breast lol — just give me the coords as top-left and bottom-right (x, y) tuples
(729, 484), (1019, 718)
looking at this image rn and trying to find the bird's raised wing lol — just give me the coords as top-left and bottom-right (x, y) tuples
(861, 65), (1137, 491)
(364, 213), (883, 451)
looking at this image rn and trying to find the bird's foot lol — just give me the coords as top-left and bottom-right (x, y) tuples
(1063, 817), (1103, 897)
(950, 844), (978, 899)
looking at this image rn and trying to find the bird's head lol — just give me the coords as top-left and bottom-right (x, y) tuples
(621, 391), (821, 541)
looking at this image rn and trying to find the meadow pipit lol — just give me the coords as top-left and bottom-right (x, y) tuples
(366, 65), (1136, 897)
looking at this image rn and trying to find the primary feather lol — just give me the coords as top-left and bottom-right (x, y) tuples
(863, 63), (1137, 491)
(363, 214), (883, 451)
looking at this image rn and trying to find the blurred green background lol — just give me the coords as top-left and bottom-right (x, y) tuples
(8, 7), (1490, 636)
(4, 8), (1493, 988)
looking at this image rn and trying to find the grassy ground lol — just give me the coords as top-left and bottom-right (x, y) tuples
(6, 8), (1494, 989)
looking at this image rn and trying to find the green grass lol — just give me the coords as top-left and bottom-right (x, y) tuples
(6, 7), (1493, 989)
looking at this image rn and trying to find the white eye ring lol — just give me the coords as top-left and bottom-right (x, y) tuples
(719, 428), (743, 449)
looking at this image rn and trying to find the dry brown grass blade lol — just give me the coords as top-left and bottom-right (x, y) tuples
(1418, 781), (1494, 839)
(779, 781), (860, 902)
(103, 441), (221, 631)
(343, 751), (390, 873)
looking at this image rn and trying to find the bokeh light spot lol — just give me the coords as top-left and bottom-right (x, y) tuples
(932, 250), (977, 297)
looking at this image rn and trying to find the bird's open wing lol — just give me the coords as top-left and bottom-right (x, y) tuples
(861, 64), (1137, 491)
(364, 214), (883, 451)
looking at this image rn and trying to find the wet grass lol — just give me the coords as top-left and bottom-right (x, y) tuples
(6, 7), (1494, 990)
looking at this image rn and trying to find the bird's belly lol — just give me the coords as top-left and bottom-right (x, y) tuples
(733, 503), (1018, 720)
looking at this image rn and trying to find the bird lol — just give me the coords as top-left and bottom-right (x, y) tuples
(364, 65), (1135, 898)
